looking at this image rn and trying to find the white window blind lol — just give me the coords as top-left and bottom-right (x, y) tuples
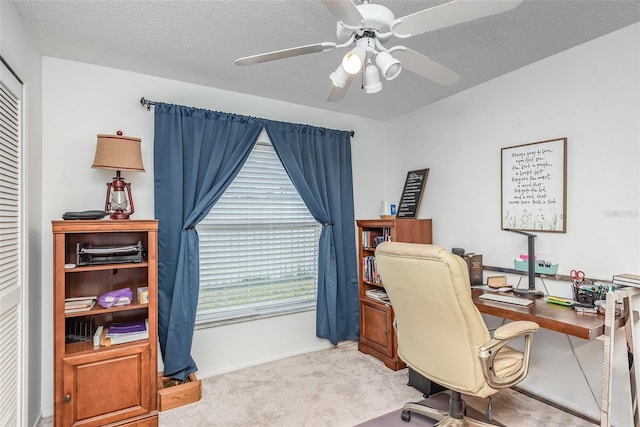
(196, 139), (321, 325)
(0, 59), (23, 426)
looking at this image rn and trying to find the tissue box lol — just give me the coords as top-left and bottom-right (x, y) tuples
(137, 287), (149, 304)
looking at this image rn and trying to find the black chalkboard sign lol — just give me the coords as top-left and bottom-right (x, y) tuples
(396, 168), (429, 219)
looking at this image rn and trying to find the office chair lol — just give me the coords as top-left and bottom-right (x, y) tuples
(375, 242), (539, 426)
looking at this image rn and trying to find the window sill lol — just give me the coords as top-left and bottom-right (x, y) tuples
(194, 306), (316, 330)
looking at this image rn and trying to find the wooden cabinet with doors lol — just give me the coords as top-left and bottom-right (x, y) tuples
(52, 220), (159, 427)
(356, 218), (432, 370)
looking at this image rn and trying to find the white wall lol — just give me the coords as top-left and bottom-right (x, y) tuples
(386, 23), (640, 425)
(388, 24), (639, 278)
(39, 57), (389, 417)
(0, 2), (43, 426)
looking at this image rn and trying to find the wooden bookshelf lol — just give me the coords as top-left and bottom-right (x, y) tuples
(356, 218), (432, 370)
(52, 220), (159, 427)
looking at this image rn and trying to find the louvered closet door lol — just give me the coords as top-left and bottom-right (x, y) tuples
(0, 60), (24, 426)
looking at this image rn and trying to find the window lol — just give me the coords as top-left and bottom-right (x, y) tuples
(196, 136), (321, 326)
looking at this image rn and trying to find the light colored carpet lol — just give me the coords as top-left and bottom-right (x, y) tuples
(159, 341), (595, 427)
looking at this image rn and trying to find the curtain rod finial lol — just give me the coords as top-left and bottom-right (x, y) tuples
(140, 97), (152, 111)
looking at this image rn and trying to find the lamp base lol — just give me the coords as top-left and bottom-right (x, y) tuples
(104, 171), (135, 220)
(513, 288), (545, 298)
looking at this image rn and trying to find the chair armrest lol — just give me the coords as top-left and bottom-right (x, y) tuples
(478, 321), (540, 389)
(494, 320), (539, 340)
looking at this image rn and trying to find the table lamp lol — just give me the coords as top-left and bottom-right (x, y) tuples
(91, 131), (145, 219)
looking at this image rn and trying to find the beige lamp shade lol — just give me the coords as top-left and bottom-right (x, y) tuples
(92, 133), (145, 172)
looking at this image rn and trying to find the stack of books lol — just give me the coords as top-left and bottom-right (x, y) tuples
(64, 296), (97, 313)
(100, 318), (149, 346)
(612, 274), (640, 288)
(365, 288), (390, 303)
(362, 256), (381, 284)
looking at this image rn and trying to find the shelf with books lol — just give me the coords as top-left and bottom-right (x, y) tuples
(363, 281), (385, 288)
(362, 255), (381, 284)
(64, 261), (150, 273)
(64, 267), (150, 311)
(361, 227), (391, 250)
(100, 318), (150, 346)
(364, 288), (390, 304)
(63, 305), (151, 354)
(64, 301), (150, 319)
(356, 218), (432, 371)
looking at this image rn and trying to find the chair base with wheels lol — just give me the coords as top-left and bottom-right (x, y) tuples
(401, 391), (499, 426)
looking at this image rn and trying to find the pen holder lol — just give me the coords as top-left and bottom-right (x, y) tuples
(572, 281), (607, 306)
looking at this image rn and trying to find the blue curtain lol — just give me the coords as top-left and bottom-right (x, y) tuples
(154, 102), (359, 379)
(263, 120), (359, 344)
(154, 103), (263, 379)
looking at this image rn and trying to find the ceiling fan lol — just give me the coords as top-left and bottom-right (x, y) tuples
(235, 0), (523, 101)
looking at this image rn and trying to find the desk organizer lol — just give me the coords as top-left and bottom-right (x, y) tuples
(514, 260), (558, 275)
(573, 282), (607, 305)
(76, 241), (144, 266)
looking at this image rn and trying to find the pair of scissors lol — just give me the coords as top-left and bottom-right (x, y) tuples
(570, 269), (585, 282)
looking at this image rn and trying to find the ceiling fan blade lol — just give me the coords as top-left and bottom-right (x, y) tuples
(394, 0), (522, 37)
(321, 0), (364, 28)
(327, 77), (354, 102)
(394, 48), (460, 86)
(235, 42), (336, 66)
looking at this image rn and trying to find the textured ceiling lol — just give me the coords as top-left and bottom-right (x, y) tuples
(13, 0), (640, 120)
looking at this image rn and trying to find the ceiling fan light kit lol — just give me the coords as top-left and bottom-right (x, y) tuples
(375, 51), (401, 80)
(364, 64), (382, 94)
(342, 46), (367, 74)
(235, 0), (523, 101)
(330, 64), (351, 88)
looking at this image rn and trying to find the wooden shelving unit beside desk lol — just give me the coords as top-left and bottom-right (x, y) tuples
(356, 218), (432, 370)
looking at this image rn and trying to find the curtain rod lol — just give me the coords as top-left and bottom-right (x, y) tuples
(140, 97), (355, 138)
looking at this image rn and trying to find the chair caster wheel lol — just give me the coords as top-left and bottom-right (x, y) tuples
(401, 410), (411, 422)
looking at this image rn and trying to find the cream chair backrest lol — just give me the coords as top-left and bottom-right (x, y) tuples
(375, 242), (492, 395)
